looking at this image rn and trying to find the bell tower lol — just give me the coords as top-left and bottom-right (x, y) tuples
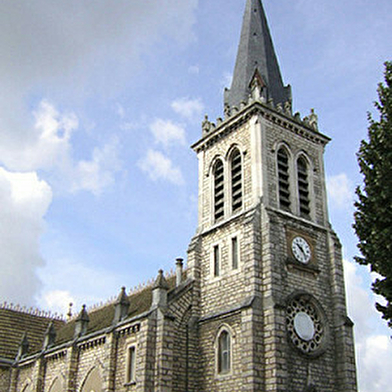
(187, 0), (358, 391)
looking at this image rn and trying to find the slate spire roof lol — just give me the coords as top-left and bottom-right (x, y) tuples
(224, 0), (291, 109)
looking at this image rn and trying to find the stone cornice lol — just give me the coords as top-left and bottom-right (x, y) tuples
(191, 100), (330, 153)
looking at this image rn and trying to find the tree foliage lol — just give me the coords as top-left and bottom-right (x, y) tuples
(353, 61), (392, 327)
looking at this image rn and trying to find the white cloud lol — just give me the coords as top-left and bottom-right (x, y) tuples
(0, 100), (77, 172)
(343, 259), (392, 392)
(71, 138), (122, 196)
(171, 97), (204, 120)
(327, 173), (354, 210)
(0, 167), (52, 306)
(138, 149), (184, 185)
(37, 257), (123, 316)
(0, 99), (121, 196)
(40, 290), (75, 317)
(150, 119), (186, 148)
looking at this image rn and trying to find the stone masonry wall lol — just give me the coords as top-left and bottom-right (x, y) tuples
(199, 313), (242, 392)
(199, 121), (253, 231)
(75, 339), (107, 391)
(198, 214), (254, 318)
(43, 353), (68, 392)
(262, 117), (327, 227)
(114, 321), (143, 391)
(0, 367), (11, 391)
(168, 285), (197, 392)
(15, 362), (34, 391)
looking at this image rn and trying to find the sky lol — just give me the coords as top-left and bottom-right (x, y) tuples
(0, 0), (391, 391)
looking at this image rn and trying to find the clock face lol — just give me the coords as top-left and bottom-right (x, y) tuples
(291, 236), (311, 264)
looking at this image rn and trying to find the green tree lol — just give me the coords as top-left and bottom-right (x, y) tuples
(354, 61), (392, 327)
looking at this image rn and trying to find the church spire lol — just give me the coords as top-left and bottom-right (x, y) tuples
(224, 0), (291, 109)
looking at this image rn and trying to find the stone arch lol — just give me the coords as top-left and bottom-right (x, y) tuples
(80, 366), (102, 392)
(21, 381), (33, 392)
(48, 376), (63, 392)
(214, 323), (235, 376)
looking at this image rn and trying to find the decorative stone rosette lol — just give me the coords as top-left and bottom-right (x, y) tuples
(286, 294), (327, 356)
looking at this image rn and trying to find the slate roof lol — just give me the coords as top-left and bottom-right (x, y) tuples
(55, 283), (154, 346)
(224, 0), (291, 109)
(0, 274), (180, 361)
(0, 308), (65, 361)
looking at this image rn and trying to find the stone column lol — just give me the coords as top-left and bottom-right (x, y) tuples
(65, 345), (79, 392)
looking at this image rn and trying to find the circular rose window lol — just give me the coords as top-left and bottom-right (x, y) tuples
(286, 296), (325, 355)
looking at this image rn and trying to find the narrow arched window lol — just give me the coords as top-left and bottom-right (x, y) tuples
(218, 330), (231, 374)
(230, 149), (242, 213)
(277, 148), (291, 211)
(297, 157), (310, 217)
(213, 160), (225, 221)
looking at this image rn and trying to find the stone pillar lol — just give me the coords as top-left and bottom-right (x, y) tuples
(8, 367), (19, 392)
(103, 332), (118, 392)
(154, 309), (174, 392)
(33, 356), (46, 392)
(65, 345), (79, 392)
(328, 231), (358, 391)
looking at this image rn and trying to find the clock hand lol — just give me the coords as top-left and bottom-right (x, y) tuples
(298, 244), (306, 254)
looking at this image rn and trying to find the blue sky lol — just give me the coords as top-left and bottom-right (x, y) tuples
(0, 1), (391, 390)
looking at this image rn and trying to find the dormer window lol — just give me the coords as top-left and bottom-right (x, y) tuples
(277, 148), (291, 211)
(230, 148), (242, 213)
(213, 160), (225, 221)
(297, 157), (310, 217)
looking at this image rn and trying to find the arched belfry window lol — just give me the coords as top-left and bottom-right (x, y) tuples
(217, 330), (231, 374)
(213, 159), (225, 221)
(230, 148), (242, 213)
(297, 156), (310, 217)
(277, 147), (291, 211)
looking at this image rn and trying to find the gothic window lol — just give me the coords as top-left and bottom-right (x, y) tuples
(81, 367), (102, 392)
(217, 330), (231, 374)
(230, 148), (242, 213)
(48, 377), (63, 392)
(297, 157), (310, 217)
(213, 159), (225, 221)
(277, 147), (291, 211)
(126, 346), (136, 383)
(231, 236), (239, 270)
(213, 245), (220, 277)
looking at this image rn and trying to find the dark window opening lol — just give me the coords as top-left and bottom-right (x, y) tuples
(214, 160), (225, 221)
(218, 330), (231, 374)
(231, 149), (242, 213)
(297, 157), (310, 217)
(127, 346), (136, 383)
(214, 245), (220, 277)
(277, 148), (291, 211)
(232, 237), (238, 270)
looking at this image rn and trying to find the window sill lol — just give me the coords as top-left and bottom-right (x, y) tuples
(215, 371), (232, 379)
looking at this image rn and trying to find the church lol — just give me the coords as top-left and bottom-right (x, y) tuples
(0, 0), (358, 391)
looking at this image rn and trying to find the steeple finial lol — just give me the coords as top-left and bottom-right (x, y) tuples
(224, 0), (291, 110)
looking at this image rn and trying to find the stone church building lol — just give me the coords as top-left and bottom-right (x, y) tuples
(0, 0), (358, 391)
